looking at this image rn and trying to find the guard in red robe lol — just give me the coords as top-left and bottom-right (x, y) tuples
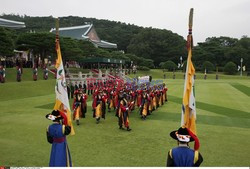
(163, 83), (168, 102)
(0, 65), (5, 83)
(136, 88), (142, 107)
(92, 89), (106, 123)
(72, 89), (84, 125)
(117, 93), (133, 131)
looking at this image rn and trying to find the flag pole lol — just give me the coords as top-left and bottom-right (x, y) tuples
(188, 8), (193, 50)
(181, 8), (197, 135)
(56, 18), (59, 34)
(54, 17), (75, 135)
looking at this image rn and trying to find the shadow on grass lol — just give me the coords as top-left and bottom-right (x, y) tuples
(36, 96), (250, 129)
(35, 103), (54, 110)
(150, 111), (250, 129)
(169, 95), (250, 119)
(230, 83), (250, 97)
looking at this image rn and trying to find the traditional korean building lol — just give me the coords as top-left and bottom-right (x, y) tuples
(50, 24), (117, 49)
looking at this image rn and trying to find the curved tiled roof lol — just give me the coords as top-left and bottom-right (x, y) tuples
(50, 24), (117, 49)
(50, 25), (91, 40)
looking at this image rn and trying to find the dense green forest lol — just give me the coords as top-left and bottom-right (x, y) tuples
(0, 14), (249, 72)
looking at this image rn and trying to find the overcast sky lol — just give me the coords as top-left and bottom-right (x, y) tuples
(1, 0), (250, 44)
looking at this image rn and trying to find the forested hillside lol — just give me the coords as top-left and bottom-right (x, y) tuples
(0, 14), (249, 71)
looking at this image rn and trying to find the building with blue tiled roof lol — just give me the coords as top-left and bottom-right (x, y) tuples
(50, 24), (117, 49)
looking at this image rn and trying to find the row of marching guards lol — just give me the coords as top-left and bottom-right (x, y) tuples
(71, 81), (168, 131)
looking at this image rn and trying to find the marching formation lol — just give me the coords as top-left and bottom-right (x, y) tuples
(71, 79), (168, 131)
(44, 8), (204, 167)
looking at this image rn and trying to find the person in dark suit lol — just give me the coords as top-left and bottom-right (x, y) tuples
(70, 82), (74, 99)
(83, 82), (87, 94)
(78, 82), (83, 90)
(88, 82), (94, 95)
(67, 82), (70, 99)
(74, 82), (78, 91)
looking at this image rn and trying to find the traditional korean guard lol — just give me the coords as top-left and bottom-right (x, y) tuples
(43, 66), (48, 80)
(0, 65), (5, 83)
(92, 89), (105, 123)
(33, 66), (38, 81)
(46, 110), (72, 167)
(72, 89), (84, 125)
(16, 66), (21, 82)
(117, 93), (133, 131)
(166, 127), (203, 167)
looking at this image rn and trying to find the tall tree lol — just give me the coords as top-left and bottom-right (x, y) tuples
(16, 32), (56, 59)
(60, 37), (83, 61)
(127, 28), (186, 66)
(0, 27), (14, 56)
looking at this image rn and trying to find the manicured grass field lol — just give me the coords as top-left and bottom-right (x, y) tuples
(0, 68), (250, 166)
(128, 69), (250, 80)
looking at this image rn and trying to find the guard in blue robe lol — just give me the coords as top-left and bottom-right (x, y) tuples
(167, 127), (203, 167)
(46, 110), (72, 167)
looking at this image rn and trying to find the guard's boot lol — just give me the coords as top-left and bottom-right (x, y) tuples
(96, 117), (100, 124)
(119, 126), (124, 130)
(127, 127), (132, 131)
(76, 120), (80, 125)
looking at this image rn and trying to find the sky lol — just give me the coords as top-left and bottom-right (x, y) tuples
(1, 0), (250, 44)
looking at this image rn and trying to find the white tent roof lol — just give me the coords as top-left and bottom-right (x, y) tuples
(0, 18), (25, 29)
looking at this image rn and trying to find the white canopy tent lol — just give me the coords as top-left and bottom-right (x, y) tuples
(0, 18), (25, 29)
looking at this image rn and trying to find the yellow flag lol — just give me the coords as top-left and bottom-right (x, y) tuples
(181, 8), (197, 134)
(54, 32), (75, 135)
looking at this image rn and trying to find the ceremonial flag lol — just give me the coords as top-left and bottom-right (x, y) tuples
(181, 8), (197, 135)
(53, 19), (75, 135)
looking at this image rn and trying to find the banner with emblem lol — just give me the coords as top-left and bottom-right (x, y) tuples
(181, 8), (197, 135)
(53, 19), (75, 135)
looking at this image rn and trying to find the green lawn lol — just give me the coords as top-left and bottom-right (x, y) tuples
(0, 69), (250, 166)
(128, 69), (250, 80)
